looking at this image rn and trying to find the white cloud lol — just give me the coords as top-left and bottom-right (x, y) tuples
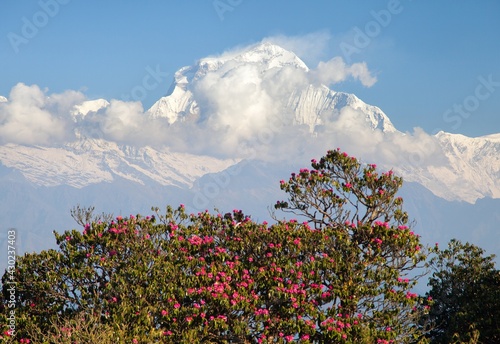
(302, 107), (446, 169)
(218, 105), (445, 170)
(97, 100), (145, 142)
(262, 32), (377, 87)
(0, 83), (82, 145)
(311, 57), (377, 87)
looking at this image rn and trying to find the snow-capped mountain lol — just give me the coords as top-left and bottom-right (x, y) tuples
(147, 42), (396, 133)
(398, 132), (500, 203)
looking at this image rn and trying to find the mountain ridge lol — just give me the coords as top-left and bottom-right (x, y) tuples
(0, 139), (237, 189)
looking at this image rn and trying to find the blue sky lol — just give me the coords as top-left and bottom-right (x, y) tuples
(1, 0), (499, 137)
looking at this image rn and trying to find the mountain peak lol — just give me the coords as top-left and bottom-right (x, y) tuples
(198, 42), (309, 72)
(147, 43), (394, 134)
(71, 99), (110, 119)
(166, 42), (309, 91)
(148, 42), (310, 122)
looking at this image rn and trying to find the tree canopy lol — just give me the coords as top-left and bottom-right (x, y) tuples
(1, 149), (433, 343)
(422, 239), (500, 343)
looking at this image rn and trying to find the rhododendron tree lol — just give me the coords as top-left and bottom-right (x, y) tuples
(275, 148), (429, 342)
(1, 149), (430, 343)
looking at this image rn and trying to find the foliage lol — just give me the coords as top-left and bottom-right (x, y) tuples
(275, 148), (429, 342)
(422, 239), (500, 343)
(1, 149), (429, 343)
